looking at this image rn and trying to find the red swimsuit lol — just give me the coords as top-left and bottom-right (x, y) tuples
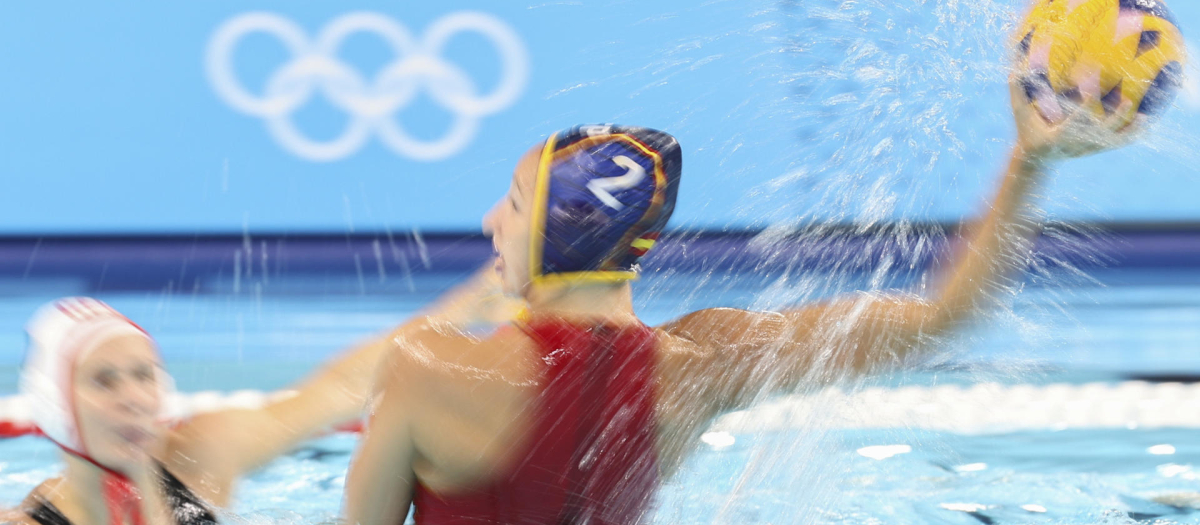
(412, 319), (660, 524)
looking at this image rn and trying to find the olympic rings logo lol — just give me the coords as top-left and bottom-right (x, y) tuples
(205, 11), (530, 162)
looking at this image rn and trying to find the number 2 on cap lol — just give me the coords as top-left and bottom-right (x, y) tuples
(587, 156), (646, 210)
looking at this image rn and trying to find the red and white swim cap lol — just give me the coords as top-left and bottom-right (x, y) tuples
(19, 297), (171, 456)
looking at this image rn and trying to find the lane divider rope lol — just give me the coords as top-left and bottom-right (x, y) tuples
(0, 380), (1196, 438)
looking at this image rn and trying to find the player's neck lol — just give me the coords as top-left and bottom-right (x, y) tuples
(60, 454), (157, 525)
(525, 282), (637, 324)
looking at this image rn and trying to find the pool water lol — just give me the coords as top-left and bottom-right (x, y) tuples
(3, 427), (1196, 524)
(0, 267), (1197, 523)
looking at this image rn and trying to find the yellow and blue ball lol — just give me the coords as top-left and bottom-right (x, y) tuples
(1013, 0), (1186, 133)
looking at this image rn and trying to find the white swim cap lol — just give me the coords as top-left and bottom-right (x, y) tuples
(20, 297), (171, 457)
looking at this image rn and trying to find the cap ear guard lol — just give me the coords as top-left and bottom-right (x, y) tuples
(528, 125), (681, 286)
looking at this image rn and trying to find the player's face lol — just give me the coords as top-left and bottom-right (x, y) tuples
(72, 334), (166, 470)
(483, 143), (542, 296)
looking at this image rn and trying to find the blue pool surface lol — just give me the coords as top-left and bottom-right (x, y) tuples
(0, 267), (1198, 523)
(1, 427), (1197, 524)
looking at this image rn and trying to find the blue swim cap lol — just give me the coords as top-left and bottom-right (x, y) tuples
(529, 125), (681, 284)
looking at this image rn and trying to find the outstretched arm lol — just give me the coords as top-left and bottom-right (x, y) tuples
(662, 147), (1042, 409)
(168, 263), (521, 503)
(661, 75), (1126, 415)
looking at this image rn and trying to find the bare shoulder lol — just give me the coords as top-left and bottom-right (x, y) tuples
(380, 319), (536, 388)
(4, 479), (61, 525)
(1, 510), (39, 525)
(369, 318), (535, 419)
(371, 321), (538, 452)
(649, 308), (789, 431)
(656, 307), (786, 355)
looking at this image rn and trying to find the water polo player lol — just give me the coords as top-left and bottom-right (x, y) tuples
(6, 268), (515, 525)
(343, 71), (1126, 524)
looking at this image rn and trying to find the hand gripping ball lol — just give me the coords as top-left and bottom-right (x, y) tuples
(1013, 0), (1186, 134)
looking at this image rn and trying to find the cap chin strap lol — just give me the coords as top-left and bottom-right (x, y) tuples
(59, 444), (145, 525)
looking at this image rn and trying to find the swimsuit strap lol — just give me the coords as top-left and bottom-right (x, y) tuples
(24, 464), (218, 525)
(159, 466), (218, 525)
(27, 501), (71, 525)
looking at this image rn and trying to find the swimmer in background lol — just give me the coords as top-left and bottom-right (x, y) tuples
(2, 266), (519, 525)
(343, 76), (1128, 524)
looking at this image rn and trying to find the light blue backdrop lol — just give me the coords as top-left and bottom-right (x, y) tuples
(0, 0), (1197, 233)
